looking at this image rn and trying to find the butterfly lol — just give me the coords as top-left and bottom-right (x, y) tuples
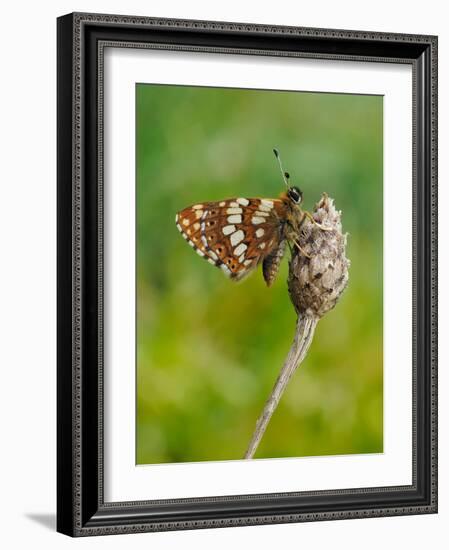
(175, 149), (328, 286)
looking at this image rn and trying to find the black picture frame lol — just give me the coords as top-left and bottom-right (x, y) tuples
(57, 12), (438, 537)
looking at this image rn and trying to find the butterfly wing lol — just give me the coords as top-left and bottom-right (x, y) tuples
(176, 197), (287, 284)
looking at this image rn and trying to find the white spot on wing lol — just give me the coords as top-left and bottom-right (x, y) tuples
(244, 259), (252, 267)
(259, 242), (266, 249)
(222, 225), (236, 236)
(255, 211), (269, 217)
(201, 235), (208, 248)
(219, 201), (226, 207)
(188, 240), (195, 247)
(238, 253), (246, 263)
(196, 248), (205, 257)
(176, 223), (182, 232)
(192, 204), (203, 210)
(175, 213), (179, 222)
(182, 218), (190, 226)
(193, 222), (200, 231)
(252, 216), (265, 225)
(207, 258), (216, 265)
(229, 201), (239, 208)
(234, 243), (247, 257)
(230, 230), (244, 246)
(261, 200), (274, 208)
(226, 207), (243, 215)
(209, 250), (218, 261)
(228, 214), (242, 224)
(256, 228), (265, 238)
(195, 210), (203, 219)
(257, 204), (272, 212)
(237, 198), (249, 206)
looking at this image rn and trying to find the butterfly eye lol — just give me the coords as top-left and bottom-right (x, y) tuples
(288, 186), (302, 204)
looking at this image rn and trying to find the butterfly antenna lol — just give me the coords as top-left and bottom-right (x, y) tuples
(273, 148), (290, 188)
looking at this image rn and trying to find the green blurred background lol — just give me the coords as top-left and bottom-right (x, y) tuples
(136, 84), (383, 464)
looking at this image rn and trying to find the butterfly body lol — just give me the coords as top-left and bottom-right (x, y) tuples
(176, 187), (308, 286)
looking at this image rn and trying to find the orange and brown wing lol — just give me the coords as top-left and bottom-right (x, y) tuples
(175, 197), (287, 283)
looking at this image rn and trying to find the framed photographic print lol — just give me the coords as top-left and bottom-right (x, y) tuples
(57, 12), (438, 536)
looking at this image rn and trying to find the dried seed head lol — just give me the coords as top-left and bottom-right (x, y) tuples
(288, 193), (350, 318)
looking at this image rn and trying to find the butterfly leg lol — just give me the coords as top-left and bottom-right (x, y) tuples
(292, 238), (311, 259)
(304, 211), (332, 231)
(284, 220), (311, 258)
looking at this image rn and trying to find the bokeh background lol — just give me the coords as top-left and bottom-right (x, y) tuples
(136, 84), (383, 464)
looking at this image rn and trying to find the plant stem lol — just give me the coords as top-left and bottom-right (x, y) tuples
(244, 314), (319, 459)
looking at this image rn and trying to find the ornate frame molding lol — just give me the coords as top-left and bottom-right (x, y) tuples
(57, 12), (437, 537)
